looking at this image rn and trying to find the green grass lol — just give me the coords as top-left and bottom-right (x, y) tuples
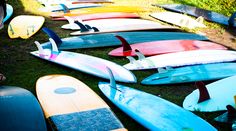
(0, 0), (235, 130)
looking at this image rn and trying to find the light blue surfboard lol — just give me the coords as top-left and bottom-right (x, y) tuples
(142, 63), (236, 85)
(30, 38), (136, 83)
(0, 86), (47, 131)
(3, 4), (13, 23)
(183, 75), (236, 112)
(41, 27), (208, 50)
(98, 68), (217, 130)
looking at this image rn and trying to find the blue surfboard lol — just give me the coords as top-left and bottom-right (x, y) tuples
(142, 63), (236, 85)
(98, 67), (217, 130)
(0, 86), (47, 131)
(153, 4), (236, 27)
(41, 27), (208, 50)
(3, 4), (13, 23)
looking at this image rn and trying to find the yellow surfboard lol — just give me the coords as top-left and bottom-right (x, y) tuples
(36, 74), (126, 131)
(50, 5), (148, 18)
(8, 15), (45, 39)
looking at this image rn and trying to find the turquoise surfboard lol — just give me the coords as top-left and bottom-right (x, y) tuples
(41, 27), (208, 50)
(142, 63), (236, 85)
(98, 68), (216, 130)
(3, 4), (13, 23)
(183, 75), (236, 112)
(30, 38), (136, 83)
(153, 4), (236, 27)
(0, 86), (47, 131)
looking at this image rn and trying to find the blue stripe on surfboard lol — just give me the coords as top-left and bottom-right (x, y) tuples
(48, 108), (124, 131)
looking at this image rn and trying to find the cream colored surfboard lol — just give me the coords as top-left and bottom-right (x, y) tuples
(36, 74), (126, 130)
(8, 15), (45, 39)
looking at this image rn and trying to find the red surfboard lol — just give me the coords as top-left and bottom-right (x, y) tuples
(52, 12), (140, 21)
(108, 36), (227, 57)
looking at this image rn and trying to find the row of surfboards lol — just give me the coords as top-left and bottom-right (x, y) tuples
(2, 0), (236, 130)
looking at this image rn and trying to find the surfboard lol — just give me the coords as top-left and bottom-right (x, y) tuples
(39, 3), (102, 12)
(3, 4), (13, 23)
(183, 76), (236, 112)
(8, 15), (45, 39)
(153, 4), (236, 27)
(0, 86), (47, 131)
(38, 0), (113, 5)
(98, 67), (216, 130)
(52, 12), (140, 21)
(68, 19), (178, 35)
(72, 0), (113, 4)
(141, 62), (236, 85)
(109, 37), (226, 57)
(150, 12), (206, 29)
(50, 5), (147, 18)
(31, 38), (136, 83)
(36, 74), (126, 131)
(41, 27), (208, 50)
(123, 50), (236, 70)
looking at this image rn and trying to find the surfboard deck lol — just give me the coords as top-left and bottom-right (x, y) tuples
(150, 12), (206, 29)
(109, 40), (226, 57)
(183, 75), (236, 112)
(153, 4), (236, 27)
(98, 69), (216, 130)
(3, 4), (13, 23)
(0, 86), (47, 131)
(31, 39), (136, 83)
(41, 28), (209, 50)
(123, 50), (236, 70)
(141, 63), (236, 85)
(68, 19), (178, 35)
(50, 5), (147, 18)
(36, 74), (126, 131)
(52, 12), (140, 21)
(8, 15), (45, 39)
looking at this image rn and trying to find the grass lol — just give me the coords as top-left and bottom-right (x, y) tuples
(0, 0), (235, 130)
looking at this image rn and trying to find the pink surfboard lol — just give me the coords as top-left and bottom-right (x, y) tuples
(52, 12), (140, 21)
(109, 36), (227, 57)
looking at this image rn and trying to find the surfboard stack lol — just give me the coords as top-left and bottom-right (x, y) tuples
(2, 0), (236, 130)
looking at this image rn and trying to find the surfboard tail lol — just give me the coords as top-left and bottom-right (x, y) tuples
(195, 81), (210, 103)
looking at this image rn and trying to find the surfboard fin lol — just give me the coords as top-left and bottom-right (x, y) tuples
(196, 16), (204, 24)
(74, 21), (91, 32)
(115, 35), (132, 52)
(106, 66), (116, 89)
(49, 38), (59, 53)
(64, 16), (76, 25)
(58, 4), (70, 13)
(157, 67), (167, 73)
(34, 41), (45, 56)
(42, 27), (62, 47)
(228, 12), (236, 27)
(226, 105), (236, 118)
(195, 81), (210, 103)
(134, 49), (145, 60)
(126, 56), (136, 64)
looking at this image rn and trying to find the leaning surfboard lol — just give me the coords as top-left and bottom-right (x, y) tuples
(41, 27), (208, 50)
(123, 50), (236, 70)
(36, 74), (126, 131)
(109, 36), (226, 56)
(141, 63), (236, 85)
(0, 86), (47, 131)
(98, 68), (216, 130)
(3, 4), (13, 23)
(150, 11), (206, 29)
(152, 4), (236, 27)
(183, 76), (236, 112)
(8, 15), (45, 39)
(67, 19), (178, 35)
(30, 38), (136, 83)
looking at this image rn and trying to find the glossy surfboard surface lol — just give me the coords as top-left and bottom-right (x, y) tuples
(0, 86), (47, 131)
(183, 75), (236, 112)
(142, 63), (236, 85)
(3, 4), (13, 23)
(36, 74), (126, 131)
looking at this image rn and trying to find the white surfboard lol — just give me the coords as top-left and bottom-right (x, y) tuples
(183, 75), (236, 112)
(150, 12), (206, 29)
(123, 50), (236, 70)
(63, 18), (178, 35)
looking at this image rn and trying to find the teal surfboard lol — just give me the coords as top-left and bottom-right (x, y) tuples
(142, 63), (236, 85)
(98, 68), (216, 130)
(183, 75), (236, 112)
(41, 27), (208, 50)
(0, 86), (47, 131)
(3, 4), (13, 23)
